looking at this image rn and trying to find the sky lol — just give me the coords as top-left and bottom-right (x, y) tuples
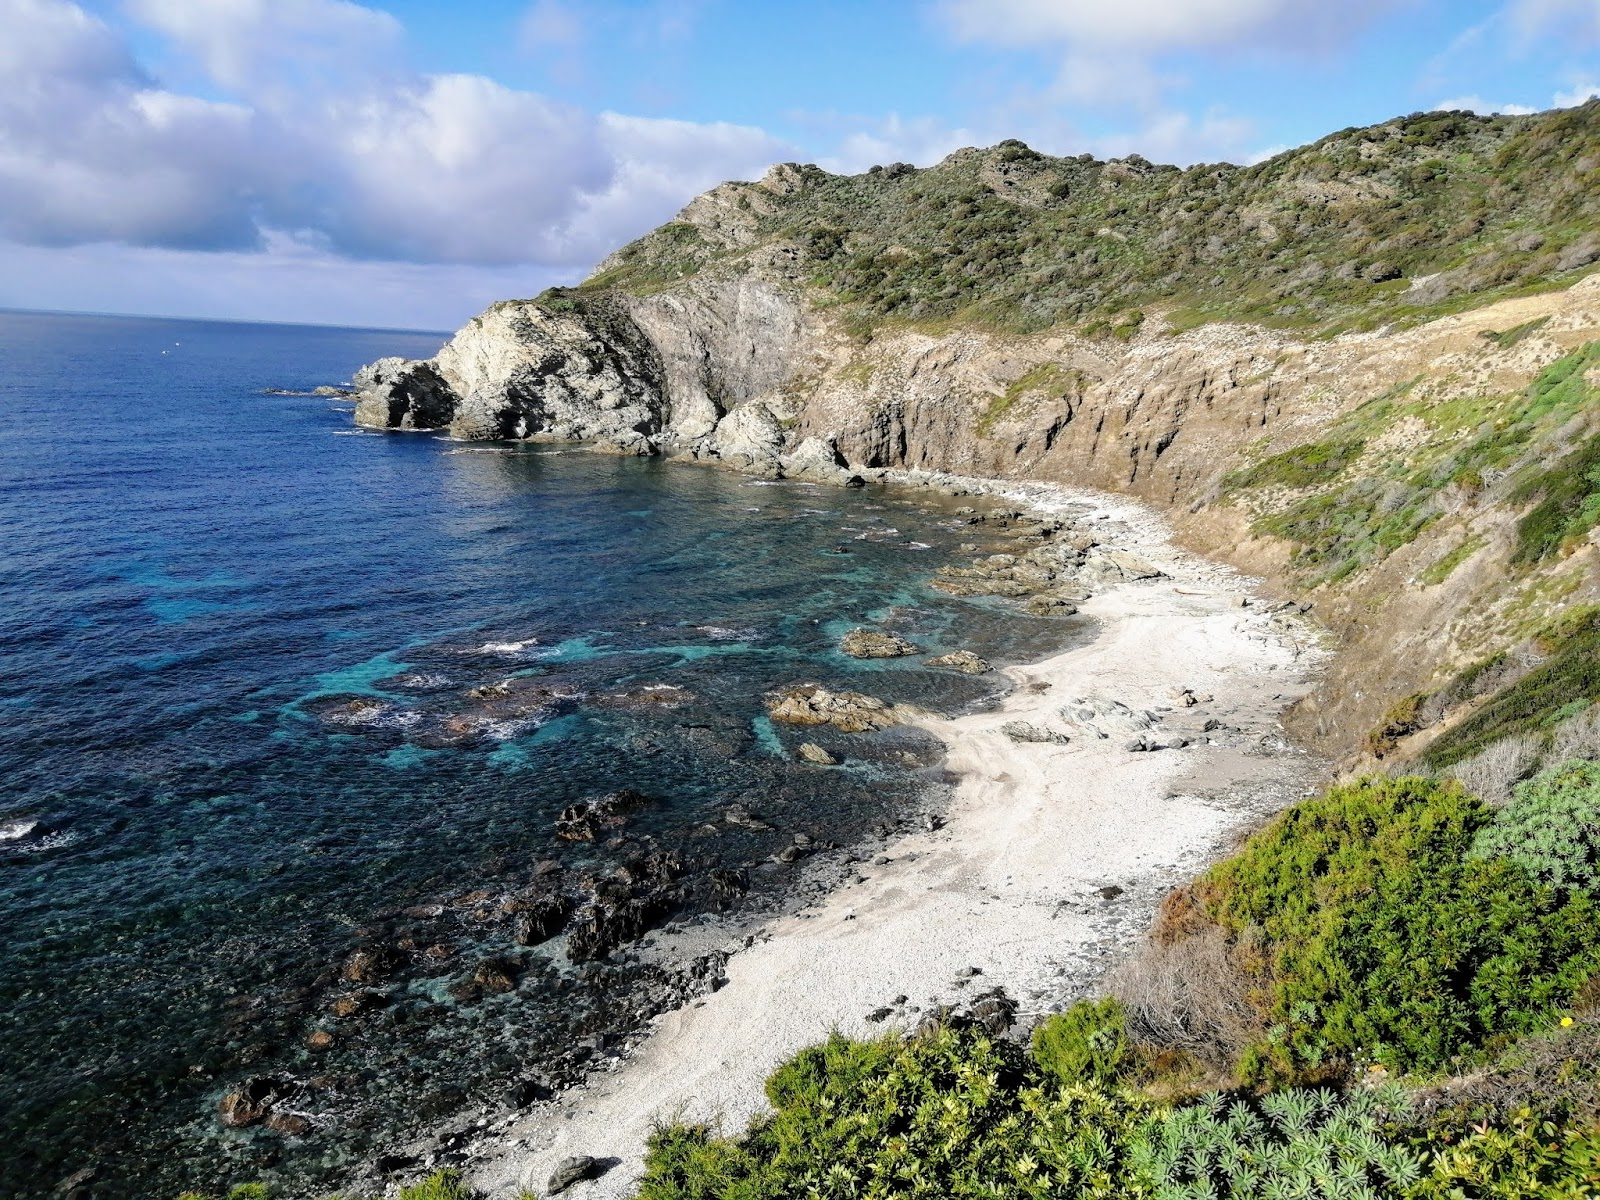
(1, 0), (1597, 331)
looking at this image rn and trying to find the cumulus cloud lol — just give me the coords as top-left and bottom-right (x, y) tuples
(0, 0), (790, 274)
(1434, 95), (1538, 114)
(1555, 81), (1600, 105)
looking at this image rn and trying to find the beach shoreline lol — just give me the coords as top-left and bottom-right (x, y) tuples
(427, 478), (1326, 1200)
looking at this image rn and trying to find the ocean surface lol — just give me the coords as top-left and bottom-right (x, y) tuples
(0, 310), (1081, 1198)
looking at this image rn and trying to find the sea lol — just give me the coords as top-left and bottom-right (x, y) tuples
(0, 310), (1081, 1198)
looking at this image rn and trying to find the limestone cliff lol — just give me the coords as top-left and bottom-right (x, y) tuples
(352, 102), (1600, 766)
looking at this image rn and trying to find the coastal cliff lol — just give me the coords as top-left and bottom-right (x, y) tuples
(354, 101), (1600, 767)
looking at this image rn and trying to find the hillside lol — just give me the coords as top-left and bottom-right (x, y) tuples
(586, 102), (1600, 338)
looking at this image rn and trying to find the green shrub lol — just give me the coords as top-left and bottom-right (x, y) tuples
(1227, 440), (1366, 491)
(1132, 1086), (1424, 1200)
(1200, 776), (1600, 1078)
(1473, 760), (1600, 893)
(1032, 998), (1132, 1088)
(1513, 429), (1600, 564)
(635, 1027), (1157, 1200)
(400, 1170), (476, 1200)
(1412, 1110), (1600, 1199)
(1426, 608), (1600, 769)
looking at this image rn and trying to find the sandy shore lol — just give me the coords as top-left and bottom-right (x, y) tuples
(464, 485), (1324, 1199)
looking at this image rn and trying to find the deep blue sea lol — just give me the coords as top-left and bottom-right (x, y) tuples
(0, 310), (1078, 1198)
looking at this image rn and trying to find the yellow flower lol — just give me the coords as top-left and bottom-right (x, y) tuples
(1562, 1016), (1575, 1028)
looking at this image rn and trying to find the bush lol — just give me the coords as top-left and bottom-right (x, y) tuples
(1032, 998), (1131, 1088)
(1426, 607), (1600, 769)
(1472, 760), (1600, 893)
(400, 1171), (476, 1200)
(1413, 1111), (1600, 1199)
(635, 1027), (1157, 1200)
(1200, 776), (1600, 1078)
(1132, 1086), (1424, 1200)
(1110, 919), (1264, 1075)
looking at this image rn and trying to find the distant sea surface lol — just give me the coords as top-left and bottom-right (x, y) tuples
(0, 310), (1078, 1197)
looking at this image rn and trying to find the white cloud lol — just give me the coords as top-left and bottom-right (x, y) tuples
(0, 0), (789, 276)
(807, 113), (979, 174)
(1434, 95), (1538, 114)
(938, 0), (1404, 52)
(1554, 81), (1600, 106)
(1090, 108), (1260, 165)
(127, 0), (405, 97)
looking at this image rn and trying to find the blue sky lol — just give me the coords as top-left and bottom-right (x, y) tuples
(1, 0), (1597, 330)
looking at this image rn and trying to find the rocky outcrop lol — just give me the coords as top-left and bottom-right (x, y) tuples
(839, 628), (920, 659)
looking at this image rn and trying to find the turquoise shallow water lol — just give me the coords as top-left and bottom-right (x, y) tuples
(0, 311), (1080, 1197)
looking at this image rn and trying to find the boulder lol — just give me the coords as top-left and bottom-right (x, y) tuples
(796, 741), (839, 765)
(352, 358), (457, 430)
(765, 684), (900, 732)
(218, 1075), (297, 1129)
(1000, 721), (1069, 745)
(840, 628), (920, 659)
(548, 1156), (599, 1195)
(926, 650), (991, 674)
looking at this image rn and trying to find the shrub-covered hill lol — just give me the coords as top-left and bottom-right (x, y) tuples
(583, 101), (1600, 338)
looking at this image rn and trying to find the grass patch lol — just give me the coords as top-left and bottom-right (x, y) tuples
(1226, 440), (1366, 491)
(1480, 315), (1551, 347)
(1425, 606), (1600, 768)
(977, 363), (1074, 435)
(1512, 429), (1600, 564)
(1418, 534), (1486, 585)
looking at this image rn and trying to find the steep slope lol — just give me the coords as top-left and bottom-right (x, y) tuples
(351, 101), (1600, 765)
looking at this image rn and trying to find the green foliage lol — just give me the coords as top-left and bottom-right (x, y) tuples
(1473, 760), (1600, 893)
(1201, 776), (1600, 1078)
(1228, 441), (1366, 491)
(1481, 316), (1552, 348)
(1032, 999), (1132, 1088)
(979, 363), (1074, 434)
(1133, 1086), (1425, 1200)
(1367, 693), (1429, 757)
(1412, 1111), (1600, 1199)
(1513, 429), (1600, 564)
(584, 105), (1600, 338)
(634, 1026), (1157, 1200)
(1221, 343), (1600, 585)
(399, 1170), (476, 1200)
(1426, 607), (1600, 768)
(1418, 535), (1486, 585)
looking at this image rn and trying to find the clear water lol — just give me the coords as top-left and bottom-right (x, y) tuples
(0, 311), (1080, 1197)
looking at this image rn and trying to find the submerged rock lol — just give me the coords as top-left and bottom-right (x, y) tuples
(218, 1075), (298, 1129)
(840, 627), (920, 659)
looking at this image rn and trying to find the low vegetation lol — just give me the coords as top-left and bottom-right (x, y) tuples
(1225, 341), (1600, 588)
(586, 105), (1600, 340)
